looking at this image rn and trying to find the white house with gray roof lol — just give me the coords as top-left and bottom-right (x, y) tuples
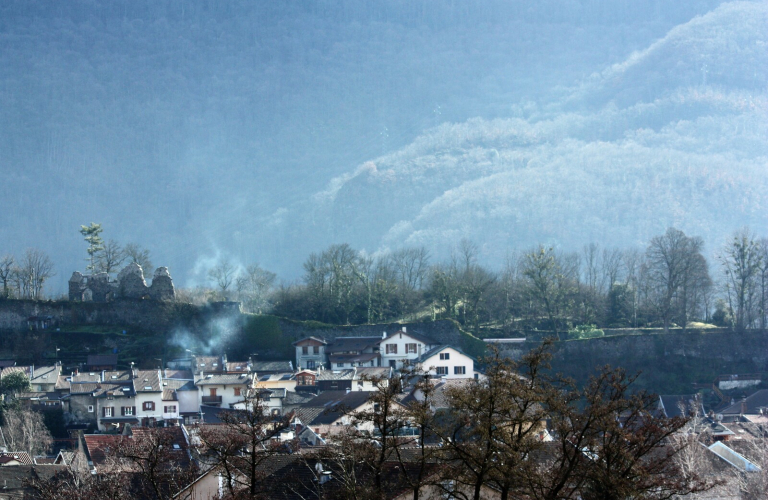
(416, 345), (477, 379)
(194, 372), (255, 409)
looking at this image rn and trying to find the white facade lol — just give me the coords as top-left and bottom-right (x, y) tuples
(417, 347), (475, 379)
(195, 373), (254, 409)
(379, 330), (437, 370)
(134, 391), (164, 423)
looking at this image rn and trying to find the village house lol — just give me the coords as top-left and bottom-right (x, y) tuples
(195, 372), (255, 409)
(416, 345), (478, 379)
(95, 371), (137, 431)
(379, 328), (439, 369)
(293, 337), (328, 370)
(133, 369), (165, 427)
(257, 372), (298, 392)
(29, 364), (61, 392)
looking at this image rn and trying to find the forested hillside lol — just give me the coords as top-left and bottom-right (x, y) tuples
(282, 1), (768, 266)
(0, 0), (739, 290)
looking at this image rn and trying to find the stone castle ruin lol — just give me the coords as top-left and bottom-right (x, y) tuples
(69, 262), (175, 302)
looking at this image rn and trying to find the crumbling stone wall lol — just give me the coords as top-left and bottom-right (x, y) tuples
(68, 263), (175, 302)
(150, 267), (175, 301)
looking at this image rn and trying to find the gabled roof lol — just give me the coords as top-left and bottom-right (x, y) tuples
(71, 372), (101, 384)
(30, 365), (60, 384)
(134, 370), (162, 392)
(283, 391), (315, 406)
(94, 383), (135, 398)
(103, 370), (131, 382)
(55, 375), (71, 391)
(162, 389), (178, 401)
(225, 361), (250, 373)
(199, 405), (247, 424)
(193, 356), (225, 373)
(328, 353), (379, 364)
(417, 344), (474, 363)
(0, 452), (33, 465)
(316, 369), (355, 381)
(267, 388), (287, 399)
(292, 336), (327, 346)
(83, 434), (125, 466)
(380, 329), (437, 346)
(325, 337), (381, 354)
(355, 367), (392, 379)
(658, 394), (705, 419)
(251, 360), (293, 373)
(298, 391), (375, 425)
(163, 369), (193, 380)
(0, 366), (31, 379)
(69, 383), (102, 395)
(258, 372), (295, 382)
(195, 373), (252, 385)
(163, 379), (197, 392)
(721, 389), (768, 415)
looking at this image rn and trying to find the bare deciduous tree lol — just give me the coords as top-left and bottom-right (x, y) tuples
(235, 264), (276, 313)
(0, 254), (14, 299)
(3, 407), (53, 456)
(209, 258), (239, 299)
(95, 239), (126, 275)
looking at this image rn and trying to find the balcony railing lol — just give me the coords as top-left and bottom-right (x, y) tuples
(201, 396), (222, 405)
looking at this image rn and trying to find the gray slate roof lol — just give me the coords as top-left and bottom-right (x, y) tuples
(195, 373), (252, 385)
(251, 360), (293, 373)
(721, 389), (768, 415)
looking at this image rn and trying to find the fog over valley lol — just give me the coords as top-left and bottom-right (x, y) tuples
(1, 0), (765, 291)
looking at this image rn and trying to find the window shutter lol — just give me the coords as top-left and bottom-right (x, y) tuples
(132, 406), (136, 415)
(121, 406), (125, 416)
(102, 407), (106, 417)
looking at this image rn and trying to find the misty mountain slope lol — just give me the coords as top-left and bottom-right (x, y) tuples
(279, 0), (768, 262)
(570, 0), (768, 108)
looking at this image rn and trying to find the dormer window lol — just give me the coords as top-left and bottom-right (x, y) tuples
(144, 386), (153, 390)
(111, 375), (118, 379)
(212, 363), (218, 367)
(199, 363), (205, 367)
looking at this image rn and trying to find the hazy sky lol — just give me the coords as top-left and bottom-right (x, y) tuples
(2, 0), (764, 294)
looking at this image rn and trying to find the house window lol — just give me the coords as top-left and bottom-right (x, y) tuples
(143, 401), (155, 411)
(302, 346), (308, 355)
(271, 409), (281, 417)
(386, 344), (397, 354)
(103, 407), (113, 417)
(234, 387), (241, 396)
(209, 388), (217, 396)
(307, 360), (315, 369)
(454, 366), (466, 375)
(406, 343), (417, 354)
(313, 346), (320, 354)
(337, 363), (344, 368)
(373, 403), (381, 413)
(123, 407), (134, 416)
(436, 367), (448, 375)
(88, 405), (94, 413)
(164, 405), (177, 413)
(439, 352), (450, 360)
